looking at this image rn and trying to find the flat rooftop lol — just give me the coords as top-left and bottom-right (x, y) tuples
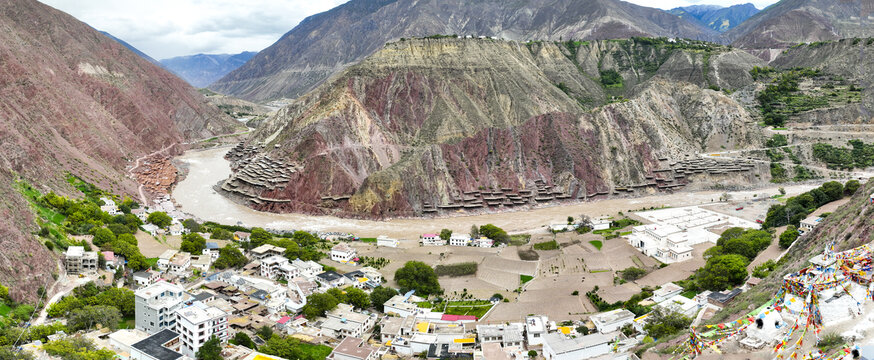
(131, 329), (182, 360)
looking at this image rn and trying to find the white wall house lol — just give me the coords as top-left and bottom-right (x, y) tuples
(174, 302), (228, 357)
(420, 234), (445, 246)
(542, 333), (611, 360)
(449, 234), (470, 247)
(376, 235), (399, 248)
(331, 243), (357, 263)
(590, 309), (635, 334)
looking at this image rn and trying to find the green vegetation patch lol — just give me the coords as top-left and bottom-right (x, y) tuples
(813, 140), (874, 170)
(520, 275), (534, 284)
(359, 237), (377, 243)
(434, 262), (478, 277)
(532, 240), (559, 250)
(589, 240), (603, 250)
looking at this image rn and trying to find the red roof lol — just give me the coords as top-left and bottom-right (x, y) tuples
(277, 316), (291, 324)
(441, 314), (477, 321)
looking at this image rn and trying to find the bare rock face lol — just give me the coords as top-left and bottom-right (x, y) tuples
(725, 0), (874, 50)
(224, 38), (764, 218)
(209, 0), (719, 102)
(0, 0), (241, 302)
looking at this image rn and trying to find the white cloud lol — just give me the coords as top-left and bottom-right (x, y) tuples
(38, 0), (349, 59)
(40, 0), (779, 59)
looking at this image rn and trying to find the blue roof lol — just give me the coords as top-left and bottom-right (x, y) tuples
(205, 242), (219, 249)
(402, 290), (415, 302)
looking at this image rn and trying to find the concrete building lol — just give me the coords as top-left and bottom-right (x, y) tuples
(321, 304), (377, 339)
(799, 215), (824, 234)
(64, 246), (98, 274)
(472, 237), (494, 248)
(383, 294), (420, 317)
(250, 244), (285, 260)
(327, 336), (376, 360)
(174, 302), (229, 357)
(260, 255), (300, 280)
(525, 315), (549, 346)
(135, 282), (187, 334)
(589, 218), (612, 231)
(190, 255), (211, 273)
(655, 294), (699, 318)
(203, 242), (220, 261)
(651, 282), (684, 304)
(168, 252), (191, 275)
(420, 234), (445, 246)
(331, 243), (357, 263)
(292, 259), (324, 280)
(476, 324), (524, 348)
(316, 271), (348, 288)
(102, 251), (124, 271)
(157, 250), (178, 270)
(449, 233), (470, 247)
(133, 271), (161, 287)
(168, 223), (184, 236)
(376, 235), (399, 248)
(590, 309), (636, 334)
(542, 332), (611, 360)
(129, 329), (183, 360)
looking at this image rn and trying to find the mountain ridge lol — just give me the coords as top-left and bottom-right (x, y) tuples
(161, 51), (258, 88)
(209, 0), (719, 102)
(667, 3), (760, 32)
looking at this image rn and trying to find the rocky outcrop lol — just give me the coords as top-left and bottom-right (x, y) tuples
(0, 0), (242, 302)
(725, 0), (874, 50)
(209, 0), (719, 102)
(225, 38), (763, 218)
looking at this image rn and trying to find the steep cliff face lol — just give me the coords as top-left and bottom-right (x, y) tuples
(209, 0), (719, 102)
(725, 0), (874, 50)
(223, 39), (763, 218)
(0, 0), (241, 301)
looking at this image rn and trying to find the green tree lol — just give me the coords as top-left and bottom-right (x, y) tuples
(67, 305), (121, 331)
(370, 286), (398, 312)
(95, 287), (136, 316)
(479, 224), (510, 243)
(92, 227), (116, 247)
(821, 181), (844, 202)
(439, 229), (452, 241)
(117, 233), (137, 246)
(302, 293), (340, 319)
(250, 227), (273, 247)
(844, 180), (861, 195)
(183, 219), (202, 233)
(470, 225), (480, 239)
(181, 233), (207, 253)
(620, 267), (647, 281)
(643, 307), (692, 338)
(233, 332), (256, 349)
(257, 325), (274, 340)
(697, 254), (750, 291)
(395, 261), (441, 296)
(214, 245), (248, 269)
(107, 223), (132, 236)
(196, 336), (223, 360)
(210, 228), (233, 240)
(345, 287), (371, 309)
(567, 216), (575, 225)
(0, 282), (9, 303)
(147, 211), (172, 227)
(780, 225), (800, 249)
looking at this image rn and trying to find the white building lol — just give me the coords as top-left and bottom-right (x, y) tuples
(383, 294), (419, 318)
(525, 315), (549, 346)
(168, 223), (184, 236)
(331, 243), (357, 263)
(142, 223), (160, 236)
(174, 301), (229, 358)
(291, 259), (323, 280)
(321, 304), (377, 339)
(449, 233), (470, 247)
(250, 244), (285, 260)
(627, 224), (695, 263)
(168, 252), (191, 275)
(589, 309), (635, 334)
(100, 197), (121, 216)
(655, 294), (699, 318)
(131, 208), (148, 222)
(157, 250), (178, 270)
(542, 333), (611, 360)
(420, 234), (445, 246)
(376, 235), (399, 248)
(472, 237), (494, 248)
(260, 255), (300, 280)
(651, 283), (684, 304)
(799, 216), (823, 234)
(476, 324), (524, 348)
(135, 282), (186, 334)
(589, 218), (612, 231)
(202, 242), (221, 261)
(133, 271), (160, 287)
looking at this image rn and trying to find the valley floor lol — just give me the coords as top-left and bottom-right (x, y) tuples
(172, 146), (820, 239)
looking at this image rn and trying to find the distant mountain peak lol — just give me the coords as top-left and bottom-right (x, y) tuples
(160, 52), (258, 88)
(667, 3), (760, 33)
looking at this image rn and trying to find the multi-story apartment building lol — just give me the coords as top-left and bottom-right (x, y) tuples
(64, 246), (98, 274)
(135, 282), (187, 334)
(174, 301), (229, 358)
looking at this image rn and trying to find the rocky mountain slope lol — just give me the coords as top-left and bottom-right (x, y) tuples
(0, 0), (241, 301)
(209, 0), (719, 102)
(222, 38), (765, 218)
(667, 3), (760, 32)
(725, 0), (874, 49)
(161, 52), (257, 88)
(99, 31), (160, 65)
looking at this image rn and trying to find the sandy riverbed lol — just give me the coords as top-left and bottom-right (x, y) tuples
(172, 146), (819, 239)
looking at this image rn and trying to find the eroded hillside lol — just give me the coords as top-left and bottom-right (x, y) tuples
(222, 38), (766, 218)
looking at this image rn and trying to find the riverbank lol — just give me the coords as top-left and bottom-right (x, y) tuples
(172, 146), (818, 239)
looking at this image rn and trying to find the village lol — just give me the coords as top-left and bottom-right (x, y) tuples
(12, 177), (857, 360)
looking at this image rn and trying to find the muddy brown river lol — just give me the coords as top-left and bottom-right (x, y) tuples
(172, 146), (817, 239)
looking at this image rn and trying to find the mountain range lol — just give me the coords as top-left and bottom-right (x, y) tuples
(667, 3), (760, 32)
(208, 0), (720, 102)
(0, 0), (241, 301)
(160, 52), (258, 88)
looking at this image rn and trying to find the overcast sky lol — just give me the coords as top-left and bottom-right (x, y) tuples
(40, 0), (779, 60)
